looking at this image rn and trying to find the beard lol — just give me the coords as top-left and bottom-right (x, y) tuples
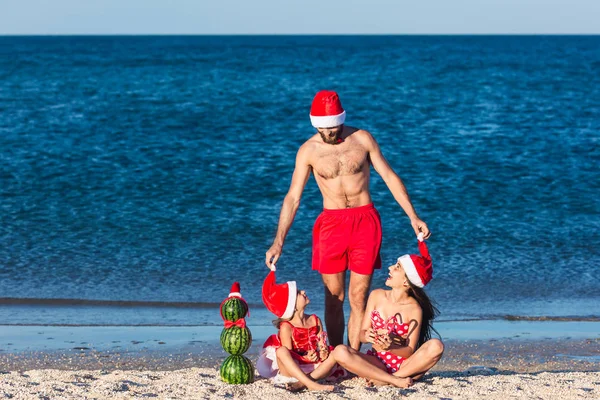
(318, 127), (343, 145)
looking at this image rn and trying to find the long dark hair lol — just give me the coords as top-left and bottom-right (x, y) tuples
(407, 283), (440, 348)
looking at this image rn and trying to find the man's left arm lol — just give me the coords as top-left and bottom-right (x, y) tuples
(363, 131), (431, 239)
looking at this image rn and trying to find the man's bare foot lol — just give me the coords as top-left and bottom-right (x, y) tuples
(392, 376), (413, 388)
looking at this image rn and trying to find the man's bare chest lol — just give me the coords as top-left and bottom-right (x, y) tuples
(312, 148), (368, 180)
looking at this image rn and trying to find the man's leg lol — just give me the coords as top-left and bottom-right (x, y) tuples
(321, 272), (346, 347)
(347, 271), (372, 350)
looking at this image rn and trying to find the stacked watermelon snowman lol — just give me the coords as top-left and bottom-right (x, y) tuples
(219, 282), (254, 384)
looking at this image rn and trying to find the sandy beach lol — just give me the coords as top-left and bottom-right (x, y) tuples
(1, 365), (598, 399)
(2, 332), (598, 399)
(1, 310), (599, 400)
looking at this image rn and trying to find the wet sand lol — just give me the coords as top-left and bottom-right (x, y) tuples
(1, 337), (599, 372)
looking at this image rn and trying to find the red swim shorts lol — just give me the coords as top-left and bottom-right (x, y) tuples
(312, 203), (382, 275)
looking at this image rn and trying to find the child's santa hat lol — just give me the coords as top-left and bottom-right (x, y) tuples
(397, 233), (433, 288)
(261, 266), (297, 319)
(309, 90), (346, 128)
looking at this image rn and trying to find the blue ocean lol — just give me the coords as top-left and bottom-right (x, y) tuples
(0, 36), (598, 327)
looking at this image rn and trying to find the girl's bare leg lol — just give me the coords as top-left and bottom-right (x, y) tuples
(331, 345), (413, 388)
(286, 354), (339, 392)
(275, 347), (334, 392)
(307, 354), (339, 380)
(395, 339), (444, 380)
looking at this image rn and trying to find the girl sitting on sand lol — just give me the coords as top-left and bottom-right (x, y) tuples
(256, 267), (342, 391)
(315, 233), (443, 387)
(355, 232), (444, 384)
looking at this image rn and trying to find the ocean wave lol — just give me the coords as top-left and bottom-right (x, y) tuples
(0, 297), (264, 309)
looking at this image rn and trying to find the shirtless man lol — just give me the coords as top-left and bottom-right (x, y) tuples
(265, 90), (430, 350)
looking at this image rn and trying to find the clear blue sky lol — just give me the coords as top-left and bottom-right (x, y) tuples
(1, 0), (599, 35)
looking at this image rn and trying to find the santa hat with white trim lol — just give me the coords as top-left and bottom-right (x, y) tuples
(228, 282), (242, 298)
(397, 233), (433, 288)
(309, 90), (346, 128)
(261, 266), (297, 319)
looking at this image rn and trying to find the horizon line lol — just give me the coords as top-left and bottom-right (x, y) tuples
(1, 33), (599, 37)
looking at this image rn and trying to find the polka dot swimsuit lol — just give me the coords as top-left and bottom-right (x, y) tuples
(366, 310), (410, 373)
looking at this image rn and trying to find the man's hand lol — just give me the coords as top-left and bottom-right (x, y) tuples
(410, 218), (431, 239)
(265, 243), (282, 268)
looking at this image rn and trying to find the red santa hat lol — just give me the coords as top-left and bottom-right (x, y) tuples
(261, 266), (297, 319)
(397, 233), (433, 288)
(228, 282), (242, 298)
(309, 90), (346, 128)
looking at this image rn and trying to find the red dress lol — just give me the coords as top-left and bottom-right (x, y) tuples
(366, 310), (410, 374)
(256, 314), (343, 381)
(262, 314), (326, 364)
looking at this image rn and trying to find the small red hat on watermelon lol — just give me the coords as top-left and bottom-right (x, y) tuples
(220, 282), (249, 322)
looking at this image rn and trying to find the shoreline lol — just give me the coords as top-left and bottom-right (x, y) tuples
(1, 322), (599, 373)
(2, 319), (599, 353)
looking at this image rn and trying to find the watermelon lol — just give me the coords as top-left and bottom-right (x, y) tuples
(220, 326), (252, 355)
(220, 297), (248, 322)
(220, 354), (254, 384)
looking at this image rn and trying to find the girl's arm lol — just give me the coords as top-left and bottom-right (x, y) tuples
(315, 316), (329, 360)
(279, 322), (294, 351)
(359, 289), (383, 344)
(280, 321), (318, 362)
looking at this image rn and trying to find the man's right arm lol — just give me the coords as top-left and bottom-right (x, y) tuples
(265, 145), (312, 268)
(361, 130), (431, 239)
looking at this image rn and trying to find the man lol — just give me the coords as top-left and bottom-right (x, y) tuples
(265, 90), (430, 350)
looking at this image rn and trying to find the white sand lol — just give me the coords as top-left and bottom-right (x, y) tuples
(1, 367), (598, 399)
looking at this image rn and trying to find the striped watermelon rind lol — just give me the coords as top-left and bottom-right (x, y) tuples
(220, 326), (252, 355)
(221, 298), (248, 321)
(220, 354), (254, 384)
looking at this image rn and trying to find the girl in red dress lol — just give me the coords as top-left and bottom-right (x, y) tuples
(256, 268), (340, 391)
